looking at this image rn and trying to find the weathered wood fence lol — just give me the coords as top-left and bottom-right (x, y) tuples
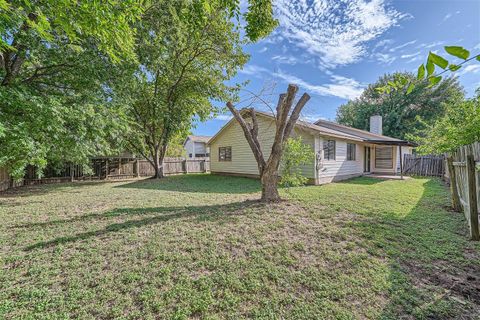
(446, 142), (480, 240)
(403, 154), (445, 177)
(0, 158), (210, 192)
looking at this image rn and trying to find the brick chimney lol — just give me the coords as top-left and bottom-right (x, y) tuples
(370, 115), (382, 135)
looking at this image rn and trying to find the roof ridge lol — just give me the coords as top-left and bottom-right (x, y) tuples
(314, 118), (401, 141)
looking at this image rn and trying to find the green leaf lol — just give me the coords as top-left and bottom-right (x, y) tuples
(449, 64), (461, 72)
(417, 64), (425, 80)
(426, 61), (435, 76)
(444, 46), (470, 60)
(428, 52), (449, 69)
(406, 83), (415, 95)
(477, 55), (480, 62)
(429, 76), (442, 86)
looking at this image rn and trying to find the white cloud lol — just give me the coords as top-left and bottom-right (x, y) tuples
(300, 114), (327, 122)
(458, 64), (480, 76)
(238, 65), (269, 76)
(239, 64), (365, 100)
(406, 56), (422, 64)
(389, 40), (417, 52)
(374, 39), (394, 50)
(258, 47), (268, 53)
(443, 13), (452, 22)
(274, 70), (364, 100)
(474, 43), (480, 50)
(273, 0), (407, 68)
(400, 52), (420, 59)
(375, 52), (396, 64)
(417, 41), (445, 49)
(271, 55), (299, 65)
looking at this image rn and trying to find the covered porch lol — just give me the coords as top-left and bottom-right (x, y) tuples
(364, 140), (417, 179)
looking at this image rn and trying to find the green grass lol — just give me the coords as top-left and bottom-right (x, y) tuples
(0, 174), (479, 319)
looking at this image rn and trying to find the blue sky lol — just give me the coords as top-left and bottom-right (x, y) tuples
(193, 0), (480, 136)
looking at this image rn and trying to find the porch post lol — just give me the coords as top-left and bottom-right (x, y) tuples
(399, 145), (403, 180)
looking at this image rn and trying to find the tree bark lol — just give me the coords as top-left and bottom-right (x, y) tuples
(261, 167), (280, 201)
(152, 147), (163, 179)
(152, 144), (168, 178)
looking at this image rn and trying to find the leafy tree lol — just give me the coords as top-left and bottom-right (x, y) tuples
(0, 0), (277, 179)
(118, 0), (249, 178)
(280, 137), (314, 187)
(408, 90), (480, 154)
(0, 1), (144, 178)
(382, 46), (480, 93)
(336, 72), (463, 140)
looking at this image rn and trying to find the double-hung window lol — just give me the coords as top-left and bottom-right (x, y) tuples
(323, 140), (336, 160)
(347, 143), (356, 161)
(218, 147), (232, 161)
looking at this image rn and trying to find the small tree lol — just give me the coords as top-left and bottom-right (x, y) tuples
(280, 137), (314, 187)
(227, 84), (310, 202)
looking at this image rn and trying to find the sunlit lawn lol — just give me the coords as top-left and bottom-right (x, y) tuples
(0, 174), (479, 319)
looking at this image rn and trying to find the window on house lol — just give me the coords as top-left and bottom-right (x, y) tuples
(218, 147), (232, 161)
(323, 140), (336, 160)
(375, 146), (393, 169)
(189, 153), (192, 158)
(347, 143), (356, 161)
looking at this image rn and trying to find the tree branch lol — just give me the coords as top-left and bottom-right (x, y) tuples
(226, 102), (266, 174)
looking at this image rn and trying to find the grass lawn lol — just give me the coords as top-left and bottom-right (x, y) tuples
(1, 175), (479, 319)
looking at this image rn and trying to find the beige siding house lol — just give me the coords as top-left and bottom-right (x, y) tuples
(208, 110), (414, 185)
(183, 136), (211, 159)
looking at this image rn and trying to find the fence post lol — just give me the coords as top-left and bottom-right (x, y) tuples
(466, 153), (479, 240)
(446, 156), (462, 212)
(135, 159), (140, 178)
(184, 159), (188, 174)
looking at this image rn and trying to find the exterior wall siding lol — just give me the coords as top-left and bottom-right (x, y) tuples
(210, 116), (316, 179)
(210, 115), (412, 184)
(317, 137), (365, 184)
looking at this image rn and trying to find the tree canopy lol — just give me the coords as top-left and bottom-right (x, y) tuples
(408, 90), (480, 154)
(0, 0), (277, 179)
(116, 0), (249, 178)
(336, 72), (464, 140)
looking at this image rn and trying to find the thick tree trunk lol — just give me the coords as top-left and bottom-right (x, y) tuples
(260, 168), (280, 202)
(152, 147), (165, 179)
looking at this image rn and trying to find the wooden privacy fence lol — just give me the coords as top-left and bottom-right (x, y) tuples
(447, 142), (480, 240)
(0, 158), (210, 192)
(403, 154), (445, 177)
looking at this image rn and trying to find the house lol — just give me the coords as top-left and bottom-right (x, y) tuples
(183, 135), (211, 159)
(208, 110), (415, 184)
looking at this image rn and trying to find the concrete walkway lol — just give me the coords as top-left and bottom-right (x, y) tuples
(367, 174), (410, 180)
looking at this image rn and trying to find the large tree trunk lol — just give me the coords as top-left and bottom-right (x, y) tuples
(260, 169), (280, 202)
(152, 147), (165, 179)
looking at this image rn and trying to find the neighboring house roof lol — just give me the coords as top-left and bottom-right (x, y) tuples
(208, 109), (415, 146)
(183, 135), (212, 146)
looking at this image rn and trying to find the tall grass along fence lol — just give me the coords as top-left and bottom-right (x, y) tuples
(446, 142), (480, 240)
(0, 157), (210, 192)
(403, 154), (445, 177)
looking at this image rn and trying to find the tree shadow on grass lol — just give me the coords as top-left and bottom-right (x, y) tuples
(115, 174), (261, 194)
(349, 178), (480, 318)
(23, 200), (262, 251)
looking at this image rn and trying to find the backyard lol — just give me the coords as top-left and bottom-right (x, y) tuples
(0, 175), (479, 319)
